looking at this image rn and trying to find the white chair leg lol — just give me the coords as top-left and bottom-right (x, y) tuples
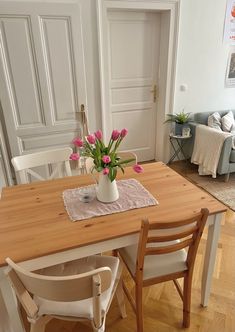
(92, 326), (105, 332)
(115, 280), (127, 318)
(30, 316), (52, 332)
(92, 318), (105, 332)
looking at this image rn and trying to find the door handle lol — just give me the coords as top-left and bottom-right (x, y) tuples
(150, 84), (157, 103)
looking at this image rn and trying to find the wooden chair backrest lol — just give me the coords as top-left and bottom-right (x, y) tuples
(6, 258), (112, 302)
(5, 257), (112, 321)
(117, 151), (137, 166)
(136, 208), (209, 275)
(11, 147), (73, 184)
(85, 157), (95, 174)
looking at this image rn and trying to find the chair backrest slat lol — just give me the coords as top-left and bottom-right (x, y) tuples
(145, 238), (194, 255)
(23, 168), (45, 182)
(147, 225), (198, 243)
(148, 215), (202, 229)
(117, 151), (137, 166)
(11, 147), (73, 184)
(6, 258), (112, 302)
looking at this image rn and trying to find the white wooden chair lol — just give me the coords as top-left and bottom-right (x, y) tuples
(115, 208), (209, 331)
(5, 255), (126, 332)
(85, 151), (137, 174)
(117, 151), (137, 166)
(11, 147), (73, 184)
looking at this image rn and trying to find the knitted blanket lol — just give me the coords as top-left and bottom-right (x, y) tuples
(191, 125), (232, 178)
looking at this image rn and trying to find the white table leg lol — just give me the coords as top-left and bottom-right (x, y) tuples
(0, 268), (25, 332)
(201, 213), (222, 307)
(0, 289), (11, 332)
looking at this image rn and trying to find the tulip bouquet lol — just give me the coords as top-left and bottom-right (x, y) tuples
(70, 129), (143, 182)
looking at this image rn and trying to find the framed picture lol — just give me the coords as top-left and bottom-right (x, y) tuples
(182, 127), (191, 137)
(223, 0), (235, 44)
(226, 47), (235, 87)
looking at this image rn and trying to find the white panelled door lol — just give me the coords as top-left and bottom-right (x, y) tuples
(0, 1), (87, 159)
(107, 11), (160, 161)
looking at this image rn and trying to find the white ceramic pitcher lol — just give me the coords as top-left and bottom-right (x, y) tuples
(96, 172), (119, 203)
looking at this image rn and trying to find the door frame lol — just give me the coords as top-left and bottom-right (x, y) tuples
(97, 0), (180, 162)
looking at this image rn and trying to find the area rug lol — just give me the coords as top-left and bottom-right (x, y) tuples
(185, 171), (235, 211)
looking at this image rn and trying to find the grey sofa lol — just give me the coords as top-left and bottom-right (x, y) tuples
(189, 110), (235, 181)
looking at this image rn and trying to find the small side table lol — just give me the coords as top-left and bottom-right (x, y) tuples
(168, 134), (192, 164)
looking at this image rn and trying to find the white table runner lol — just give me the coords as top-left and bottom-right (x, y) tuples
(63, 178), (158, 221)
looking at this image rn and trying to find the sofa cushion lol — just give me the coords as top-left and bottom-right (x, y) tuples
(221, 111), (235, 132)
(208, 112), (222, 131)
(230, 149), (235, 162)
(193, 110), (235, 126)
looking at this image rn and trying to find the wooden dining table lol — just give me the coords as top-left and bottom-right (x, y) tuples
(0, 162), (227, 332)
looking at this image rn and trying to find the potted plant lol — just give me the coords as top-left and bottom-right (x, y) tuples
(164, 110), (191, 136)
(70, 129), (144, 203)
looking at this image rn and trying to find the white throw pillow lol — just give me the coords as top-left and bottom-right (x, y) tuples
(221, 111), (235, 132)
(231, 123), (235, 132)
(207, 112), (222, 131)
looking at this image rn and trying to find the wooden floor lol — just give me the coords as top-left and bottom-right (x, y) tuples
(25, 162), (235, 332)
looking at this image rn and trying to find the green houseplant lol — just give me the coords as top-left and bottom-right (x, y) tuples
(164, 110), (191, 136)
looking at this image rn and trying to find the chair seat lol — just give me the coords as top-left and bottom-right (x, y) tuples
(34, 255), (119, 320)
(119, 241), (187, 280)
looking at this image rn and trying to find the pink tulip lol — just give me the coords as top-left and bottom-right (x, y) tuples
(111, 129), (120, 141)
(103, 167), (109, 175)
(69, 153), (80, 161)
(86, 134), (96, 144)
(72, 137), (83, 147)
(120, 128), (128, 138)
(102, 155), (111, 164)
(133, 164), (144, 173)
(94, 130), (102, 140)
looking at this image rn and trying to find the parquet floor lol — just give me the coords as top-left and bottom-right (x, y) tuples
(25, 162), (235, 332)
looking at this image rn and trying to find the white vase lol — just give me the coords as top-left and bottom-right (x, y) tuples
(96, 172), (119, 203)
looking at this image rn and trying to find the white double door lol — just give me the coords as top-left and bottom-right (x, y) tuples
(0, 1), (87, 160)
(0, 3), (161, 165)
(105, 10), (160, 161)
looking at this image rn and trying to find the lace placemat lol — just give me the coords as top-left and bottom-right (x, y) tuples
(63, 178), (158, 222)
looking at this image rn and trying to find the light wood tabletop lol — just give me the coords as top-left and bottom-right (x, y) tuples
(0, 162), (226, 267)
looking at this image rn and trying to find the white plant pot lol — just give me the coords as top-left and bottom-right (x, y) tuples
(96, 172), (119, 203)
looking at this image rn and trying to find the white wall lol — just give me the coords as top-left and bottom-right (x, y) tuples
(173, 0), (235, 115)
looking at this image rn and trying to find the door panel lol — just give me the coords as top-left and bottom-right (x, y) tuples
(1, 16), (45, 127)
(112, 109), (156, 160)
(0, 1), (87, 159)
(107, 11), (160, 161)
(40, 16), (79, 123)
(109, 20), (152, 79)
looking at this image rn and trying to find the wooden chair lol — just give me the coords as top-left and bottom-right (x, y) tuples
(11, 147), (73, 184)
(85, 151), (137, 174)
(116, 208), (209, 331)
(117, 151), (137, 166)
(5, 255), (126, 332)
